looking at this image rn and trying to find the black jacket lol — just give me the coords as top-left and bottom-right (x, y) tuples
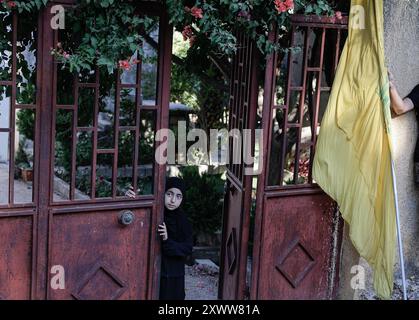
(161, 208), (193, 278)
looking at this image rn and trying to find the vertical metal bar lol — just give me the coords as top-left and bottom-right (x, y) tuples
(238, 35), (247, 182)
(334, 29), (341, 75)
(233, 33), (244, 177)
(228, 37), (237, 172)
(133, 50), (142, 197)
(112, 70), (121, 198)
(28, 7), (43, 300)
(35, 3), (55, 299)
(279, 26), (296, 185)
(241, 35), (252, 183)
(240, 37), (250, 182)
(148, 11), (172, 300)
(237, 42), (259, 300)
(293, 27), (310, 184)
(49, 29), (58, 204)
(390, 159), (408, 300)
(32, 11), (43, 206)
(9, 12), (17, 205)
(91, 66), (99, 199)
(309, 27), (326, 183)
(70, 77), (78, 200)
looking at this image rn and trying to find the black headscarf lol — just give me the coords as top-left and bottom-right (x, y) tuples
(164, 177), (186, 242)
(161, 176), (193, 279)
(165, 177), (186, 200)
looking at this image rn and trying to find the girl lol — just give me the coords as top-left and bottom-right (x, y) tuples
(157, 177), (193, 300)
(125, 176), (193, 300)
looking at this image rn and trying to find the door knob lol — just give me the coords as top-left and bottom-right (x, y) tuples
(119, 210), (134, 226)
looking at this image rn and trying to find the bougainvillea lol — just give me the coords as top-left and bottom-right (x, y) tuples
(0, 0), (343, 72)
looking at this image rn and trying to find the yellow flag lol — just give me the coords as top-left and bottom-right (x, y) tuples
(313, 0), (396, 299)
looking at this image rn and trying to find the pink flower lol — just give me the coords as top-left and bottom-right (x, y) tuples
(190, 6), (203, 19)
(274, 0), (294, 13)
(63, 52), (70, 59)
(182, 25), (193, 41)
(7, 1), (16, 8)
(335, 11), (343, 20)
(118, 60), (131, 71)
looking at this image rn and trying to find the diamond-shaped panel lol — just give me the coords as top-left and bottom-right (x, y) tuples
(275, 238), (316, 288)
(226, 228), (237, 275)
(72, 264), (127, 300)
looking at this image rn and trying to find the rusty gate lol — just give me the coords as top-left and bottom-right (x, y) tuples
(218, 32), (259, 300)
(220, 15), (349, 299)
(0, 1), (171, 299)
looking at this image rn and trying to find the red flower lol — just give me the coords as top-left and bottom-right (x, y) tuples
(190, 6), (203, 19)
(118, 60), (131, 71)
(182, 25), (193, 41)
(7, 1), (16, 7)
(274, 0), (294, 13)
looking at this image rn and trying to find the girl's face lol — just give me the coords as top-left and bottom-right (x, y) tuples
(165, 188), (183, 211)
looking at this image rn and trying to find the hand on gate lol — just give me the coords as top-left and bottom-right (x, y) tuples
(158, 222), (168, 241)
(125, 185), (137, 198)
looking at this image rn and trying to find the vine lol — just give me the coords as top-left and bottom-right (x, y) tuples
(1, 0), (343, 73)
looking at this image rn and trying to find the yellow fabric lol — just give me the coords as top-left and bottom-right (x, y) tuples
(313, 0), (396, 299)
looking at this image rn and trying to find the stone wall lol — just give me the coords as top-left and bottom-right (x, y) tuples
(339, 0), (419, 300)
(384, 0), (419, 277)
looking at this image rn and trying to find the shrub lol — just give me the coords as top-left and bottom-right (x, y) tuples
(179, 166), (225, 240)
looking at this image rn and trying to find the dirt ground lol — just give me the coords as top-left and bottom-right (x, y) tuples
(360, 277), (419, 300)
(185, 264), (219, 300)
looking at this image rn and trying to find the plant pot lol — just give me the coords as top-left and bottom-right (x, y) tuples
(21, 168), (33, 182)
(14, 166), (22, 180)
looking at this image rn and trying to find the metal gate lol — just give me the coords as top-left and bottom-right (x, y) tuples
(0, 1), (172, 299)
(251, 15), (348, 299)
(219, 15), (349, 300)
(218, 32), (259, 300)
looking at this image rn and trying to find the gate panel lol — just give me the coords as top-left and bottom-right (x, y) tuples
(219, 33), (259, 300)
(41, 2), (171, 300)
(0, 215), (33, 299)
(48, 207), (150, 300)
(252, 15), (348, 300)
(1, 1), (172, 300)
(0, 9), (40, 299)
(258, 192), (338, 299)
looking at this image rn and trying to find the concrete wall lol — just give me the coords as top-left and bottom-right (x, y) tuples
(384, 0), (419, 277)
(339, 0), (419, 300)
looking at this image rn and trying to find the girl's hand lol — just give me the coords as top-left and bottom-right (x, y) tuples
(158, 222), (168, 241)
(125, 185), (136, 198)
